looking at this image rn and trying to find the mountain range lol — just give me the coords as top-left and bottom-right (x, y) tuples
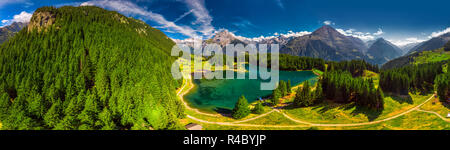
(280, 25), (369, 62)
(0, 22), (27, 44)
(175, 25), (450, 65)
(407, 32), (450, 54)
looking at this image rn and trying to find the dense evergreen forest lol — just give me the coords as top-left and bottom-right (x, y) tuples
(321, 71), (384, 110)
(278, 54), (326, 71)
(327, 60), (379, 77)
(434, 71), (449, 102)
(0, 6), (184, 130)
(380, 61), (446, 95)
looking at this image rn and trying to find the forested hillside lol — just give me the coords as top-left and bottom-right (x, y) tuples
(0, 6), (184, 130)
(382, 47), (450, 70)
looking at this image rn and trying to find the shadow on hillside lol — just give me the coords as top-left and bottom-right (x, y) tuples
(442, 101), (450, 109)
(313, 102), (342, 114)
(350, 105), (383, 121)
(213, 107), (232, 117)
(283, 100), (383, 122)
(389, 94), (413, 104)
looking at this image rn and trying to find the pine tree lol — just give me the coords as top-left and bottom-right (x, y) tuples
(252, 102), (264, 114)
(271, 88), (281, 106)
(293, 85), (303, 107)
(232, 95), (251, 119)
(294, 81), (312, 107)
(302, 81), (313, 106)
(314, 81), (324, 103)
(287, 80), (292, 94)
(279, 81), (288, 96)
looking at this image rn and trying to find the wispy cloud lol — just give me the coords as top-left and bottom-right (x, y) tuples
(81, 0), (200, 38)
(336, 28), (383, 41)
(173, 9), (194, 23)
(388, 37), (426, 47)
(233, 30), (311, 42)
(275, 0), (284, 9)
(428, 27), (450, 38)
(183, 0), (215, 38)
(232, 18), (256, 29)
(323, 20), (333, 25)
(373, 28), (384, 36)
(0, 0), (29, 9)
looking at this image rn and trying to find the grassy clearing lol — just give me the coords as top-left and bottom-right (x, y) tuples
(420, 97), (449, 117)
(242, 111), (300, 125)
(184, 106), (273, 123)
(363, 70), (379, 88)
(191, 123), (309, 130)
(283, 93), (433, 124)
(413, 48), (450, 65)
(312, 69), (323, 75)
(380, 111), (449, 130)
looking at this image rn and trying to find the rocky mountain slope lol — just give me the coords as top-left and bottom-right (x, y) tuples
(280, 25), (368, 62)
(0, 22), (27, 44)
(366, 38), (403, 65)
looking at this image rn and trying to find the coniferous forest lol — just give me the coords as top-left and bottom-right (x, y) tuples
(0, 6), (184, 130)
(380, 61), (445, 95)
(0, 4), (448, 131)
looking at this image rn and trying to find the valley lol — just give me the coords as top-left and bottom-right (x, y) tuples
(0, 4), (448, 131)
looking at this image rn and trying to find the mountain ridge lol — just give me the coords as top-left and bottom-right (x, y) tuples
(366, 38), (403, 65)
(0, 22), (27, 44)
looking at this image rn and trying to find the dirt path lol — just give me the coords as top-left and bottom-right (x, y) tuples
(232, 110), (277, 123)
(278, 94), (437, 127)
(177, 78), (221, 117)
(179, 78), (440, 128)
(416, 109), (450, 122)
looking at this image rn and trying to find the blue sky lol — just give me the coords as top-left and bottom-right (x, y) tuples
(1, 0), (450, 46)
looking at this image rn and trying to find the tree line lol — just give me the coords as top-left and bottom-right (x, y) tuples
(321, 71), (384, 110)
(434, 71), (449, 102)
(380, 61), (445, 95)
(327, 60), (379, 77)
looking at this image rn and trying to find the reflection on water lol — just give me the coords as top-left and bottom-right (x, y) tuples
(184, 69), (318, 112)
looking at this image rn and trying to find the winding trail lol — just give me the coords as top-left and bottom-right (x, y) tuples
(231, 110), (277, 124)
(277, 93), (437, 127)
(416, 109), (450, 122)
(177, 78), (221, 117)
(179, 78), (445, 128)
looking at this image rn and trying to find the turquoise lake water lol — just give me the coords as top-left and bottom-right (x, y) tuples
(184, 68), (318, 112)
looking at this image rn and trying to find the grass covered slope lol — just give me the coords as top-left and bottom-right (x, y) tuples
(0, 6), (184, 130)
(382, 48), (450, 69)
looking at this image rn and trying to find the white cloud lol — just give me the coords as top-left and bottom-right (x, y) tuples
(336, 28), (384, 41)
(81, 0), (200, 38)
(373, 28), (383, 36)
(1, 11), (33, 27)
(428, 27), (450, 38)
(388, 37), (426, 47)
(323, 20), (332, 25)
(12, 11), (32, 23)
(231, 30), (311, 42)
